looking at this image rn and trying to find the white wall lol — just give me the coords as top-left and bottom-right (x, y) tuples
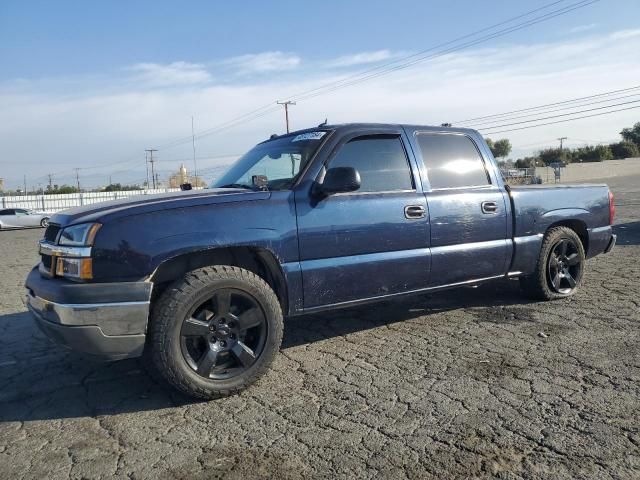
(0, 188), (184, 213)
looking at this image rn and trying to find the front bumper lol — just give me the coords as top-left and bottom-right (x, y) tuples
(24, 267), (151, 360)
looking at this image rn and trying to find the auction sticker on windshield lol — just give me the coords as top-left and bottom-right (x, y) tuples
(292, 131), (326, 142)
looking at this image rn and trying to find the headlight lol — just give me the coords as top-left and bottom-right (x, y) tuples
(58, 223), (101, 246)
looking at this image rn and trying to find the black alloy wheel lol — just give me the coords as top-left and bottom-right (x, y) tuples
(148, 265), (283, 399)
(547, 238), (583, 294)
(520, 226), (586, 300)
(180, 288), (267, 380)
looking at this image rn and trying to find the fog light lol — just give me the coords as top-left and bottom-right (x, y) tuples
(56, 257), (93, 280)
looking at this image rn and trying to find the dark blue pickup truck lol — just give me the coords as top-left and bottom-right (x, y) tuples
(25, 123), (616, 398)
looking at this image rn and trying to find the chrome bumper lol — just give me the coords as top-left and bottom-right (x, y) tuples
(605, 234), (616, 253)
(24, 290), (149, 360)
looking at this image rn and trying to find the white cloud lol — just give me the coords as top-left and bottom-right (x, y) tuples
(2, 31), (640, 188)
(568, 23), (597, 34)
(222, 51), (300, 74)
(609, 29), (640, 40)
(326, 49), (397, 68)
(127, 61), (212, 87)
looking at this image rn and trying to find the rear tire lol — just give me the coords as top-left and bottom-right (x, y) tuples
(40, 217), (49, 228)
(148, 266), (283, 399)
(520, 226), (585, 300)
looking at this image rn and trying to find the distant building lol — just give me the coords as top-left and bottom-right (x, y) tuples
(168, 164), (206, 188)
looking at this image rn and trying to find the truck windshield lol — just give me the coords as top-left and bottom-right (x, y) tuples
(212, 131), (328, 191)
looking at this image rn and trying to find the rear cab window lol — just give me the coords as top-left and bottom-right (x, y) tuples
(416, 133), (491, 189)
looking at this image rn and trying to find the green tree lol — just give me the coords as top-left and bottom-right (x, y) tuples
(514, 156), (536, 169)
(572, 145), (613, 162)
(609, 141), (640, 159)
(103, 183), (142, 192)
(538, 148), (570, 166)
(485, 138), (512, 159)
(620, 122), (640, 146)
(45, 184), (78, 194)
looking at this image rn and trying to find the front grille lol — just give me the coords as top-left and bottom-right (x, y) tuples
(44, 224), (60, 243)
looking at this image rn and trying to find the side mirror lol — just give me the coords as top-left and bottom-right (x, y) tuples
(316, 167), (361, 196)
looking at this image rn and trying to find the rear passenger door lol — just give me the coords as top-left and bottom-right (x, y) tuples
(408, 130), (510, 286)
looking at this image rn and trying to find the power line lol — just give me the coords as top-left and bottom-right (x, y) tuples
(288, 0), (599, 104)
(11, 0), (599, 187)
(481, 105), (640, 135)
(136, 0), (598, 152)
(462, 91), (640, 128)
(284, 0), (584, 103)
(454, 85), (640, 125)
(473, 99), (640, 131)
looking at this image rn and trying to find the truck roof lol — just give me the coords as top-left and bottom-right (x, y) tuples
(278, 122), (476, 137)
(265, 123), (480, 142)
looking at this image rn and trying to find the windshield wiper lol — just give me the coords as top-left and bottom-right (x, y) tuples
(218, 183), (255, 190)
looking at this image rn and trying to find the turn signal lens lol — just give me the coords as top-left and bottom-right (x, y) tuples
(56, 257), (93, 280)
(608, 191), (615, 225)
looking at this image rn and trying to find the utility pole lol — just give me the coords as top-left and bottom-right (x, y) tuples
(145, 149), (158, 189)
(74, 168), (81, 192)
(144, 151), (150, 188)
(191, 116), (198, 184)
(48, 174), (53, 192)
(23, 175), (27, 196)
(557, 137), (567, 151)
(276, 101), (296, 133)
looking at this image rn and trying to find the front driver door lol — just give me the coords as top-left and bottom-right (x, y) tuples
(295, 130), (430, 309)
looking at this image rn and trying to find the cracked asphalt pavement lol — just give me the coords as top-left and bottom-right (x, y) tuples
(1, 175), (639, 479)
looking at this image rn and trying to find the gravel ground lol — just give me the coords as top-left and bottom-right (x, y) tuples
(0, 176), (638, 480)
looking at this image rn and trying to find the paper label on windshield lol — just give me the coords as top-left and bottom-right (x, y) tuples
(292, 131), (326, 142)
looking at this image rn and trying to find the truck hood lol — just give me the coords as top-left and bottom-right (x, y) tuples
(50, 188), (270, 227)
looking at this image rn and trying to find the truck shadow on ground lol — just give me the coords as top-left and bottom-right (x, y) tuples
(0, 280), (533, 423)
(613, 221), (640, 246)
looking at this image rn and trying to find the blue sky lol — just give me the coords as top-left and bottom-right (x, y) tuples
(1, 0), (640, 189)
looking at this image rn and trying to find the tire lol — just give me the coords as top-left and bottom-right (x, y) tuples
(520, 226), (586, 300)
(40, 217), (49, 228)
(148, 265), (283, 399)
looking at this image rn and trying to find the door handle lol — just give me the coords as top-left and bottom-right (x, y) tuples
(404, 205), (426, 219)
(481, 201), (498, 214)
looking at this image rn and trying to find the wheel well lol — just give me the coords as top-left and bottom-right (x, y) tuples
(151, 247), (288, 313)
(547, 219), (588, 254)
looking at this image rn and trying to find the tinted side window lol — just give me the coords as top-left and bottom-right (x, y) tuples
(417, 134), (490, 189)
(329, 136), (413, 192)
(0, 209), (13, 216)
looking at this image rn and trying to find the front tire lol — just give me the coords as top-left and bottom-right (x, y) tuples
(40, 217), (49, 228)
(148, 266), (283, 399)
(520, 226), (585, 300)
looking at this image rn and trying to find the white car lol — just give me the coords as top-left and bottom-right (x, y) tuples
(0, 208), (50, 229)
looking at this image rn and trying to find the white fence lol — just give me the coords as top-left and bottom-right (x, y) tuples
(1, 188), (184, 213)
